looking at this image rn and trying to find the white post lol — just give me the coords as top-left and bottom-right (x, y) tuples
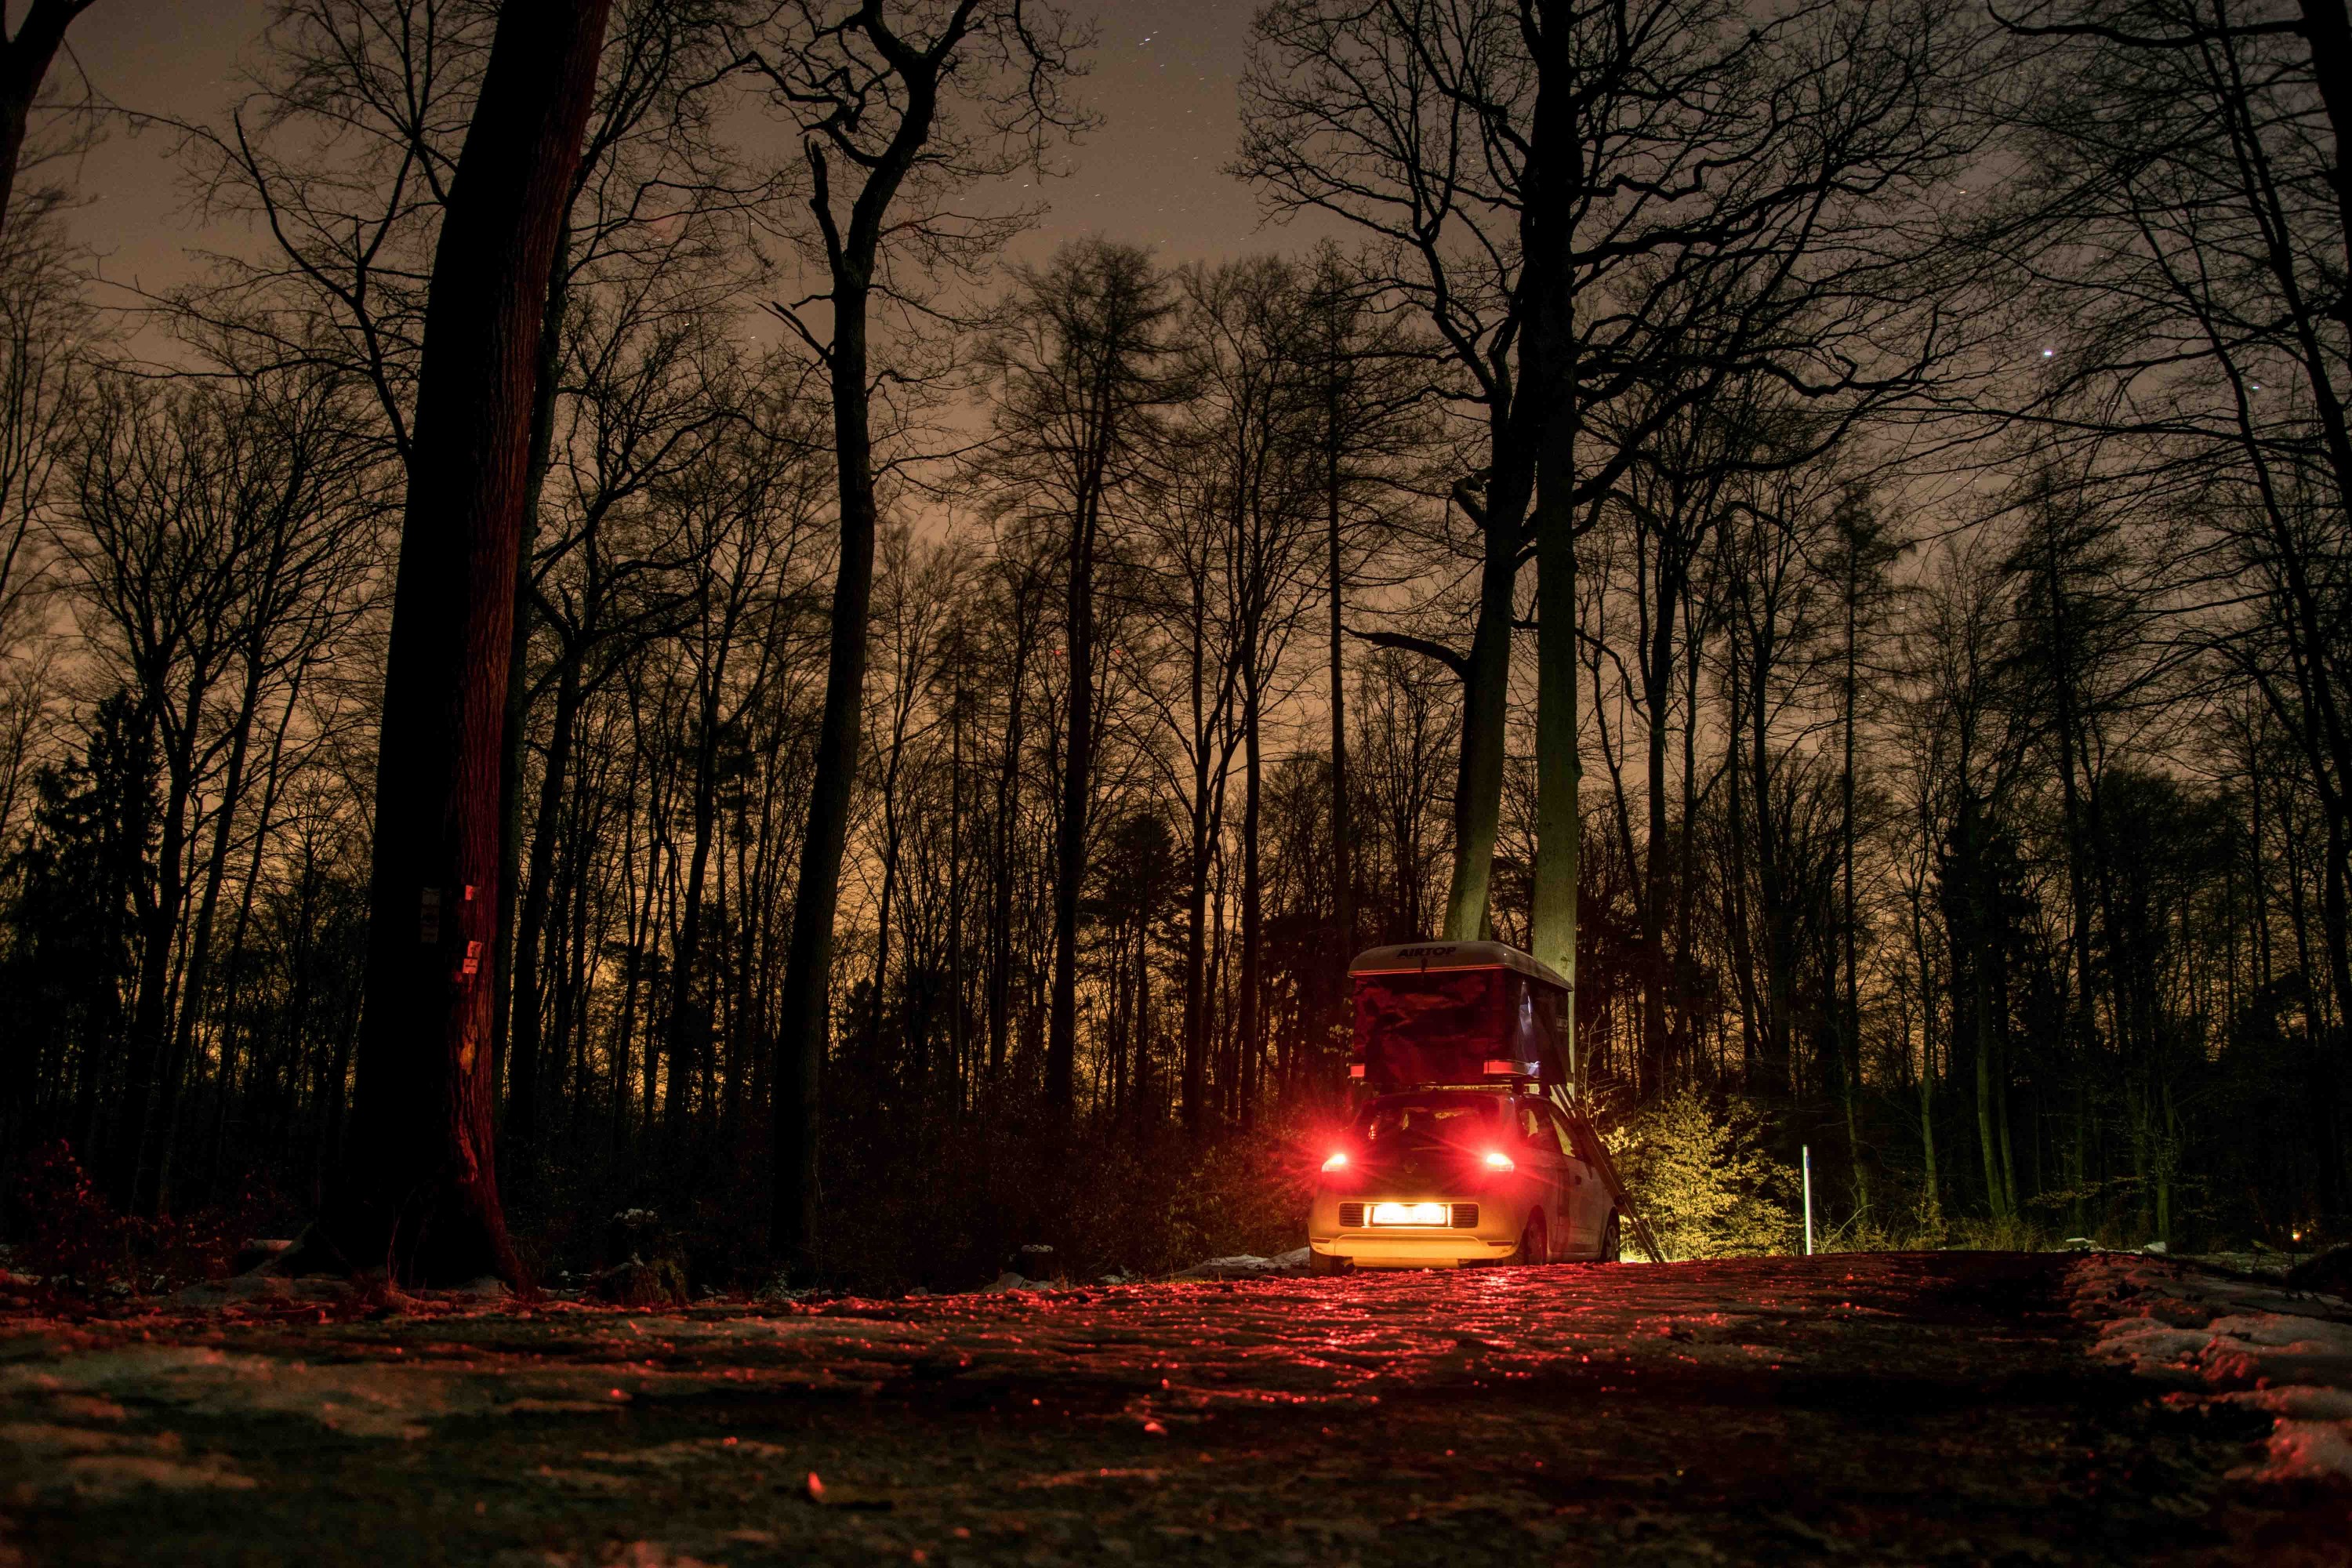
(1802, 1145), (1814, 1257)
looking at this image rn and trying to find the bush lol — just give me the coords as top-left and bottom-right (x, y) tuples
(1603, 1092), (1798, 1260)
(4, 1142), (264, 1298)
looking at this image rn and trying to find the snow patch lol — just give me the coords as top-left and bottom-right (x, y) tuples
(1177, 1247), (1312, 1280)
(2068, 1254), (2352, 1485)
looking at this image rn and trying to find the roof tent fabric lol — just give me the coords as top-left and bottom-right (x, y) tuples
(1349, 943), (1568, 1088)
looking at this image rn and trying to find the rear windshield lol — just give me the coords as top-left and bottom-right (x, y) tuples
(1358, 1095), (1500, 1147)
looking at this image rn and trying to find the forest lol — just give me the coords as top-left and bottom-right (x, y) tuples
(0, 0), (2346, 1290)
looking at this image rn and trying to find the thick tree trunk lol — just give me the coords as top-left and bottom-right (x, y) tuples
(1443, 472), (1525, 942)
(0, 1), (88, 244)
(329, 0), (612, 1287)
(1530, 486), (1578, 1083)
(1517, 0), (1583, 1055)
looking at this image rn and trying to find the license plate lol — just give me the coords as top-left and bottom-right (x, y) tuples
(1369, 1202), (1450, 1227)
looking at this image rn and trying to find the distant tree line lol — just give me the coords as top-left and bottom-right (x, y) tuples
(0, 0), (2344, 1282)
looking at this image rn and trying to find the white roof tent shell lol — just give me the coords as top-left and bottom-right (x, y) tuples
(1348, 940), (1569, 992)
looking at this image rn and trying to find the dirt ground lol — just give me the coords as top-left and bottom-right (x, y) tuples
(1, 1252), (2344, 1566)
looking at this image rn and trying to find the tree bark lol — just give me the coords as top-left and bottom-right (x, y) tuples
(329, 0), (612, 1287)
(1443, 474), (1526, 942)
(1523, 0), (1584, 1090)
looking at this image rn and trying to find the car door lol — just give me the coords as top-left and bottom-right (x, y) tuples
(1542, 1108), (1598, 1254)
(1513, 1102), (1569, 1259)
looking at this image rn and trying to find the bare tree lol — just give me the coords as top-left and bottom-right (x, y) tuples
(328, 0), (615, 1287)
(970, 241), (1175, 1116)
(734, 0), (1084, 1265)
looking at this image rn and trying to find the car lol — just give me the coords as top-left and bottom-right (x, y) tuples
(1307, 1084), (1623, 1271)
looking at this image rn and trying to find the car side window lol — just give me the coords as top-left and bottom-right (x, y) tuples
(1517, 1105), (1544, 1145)
(1542, 1112), (1580, 1162)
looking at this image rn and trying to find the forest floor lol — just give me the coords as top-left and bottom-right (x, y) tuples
(2, 1252), (2346, 1567)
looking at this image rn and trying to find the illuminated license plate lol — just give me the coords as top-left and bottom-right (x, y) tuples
(1369, 1202), (1451, 1227)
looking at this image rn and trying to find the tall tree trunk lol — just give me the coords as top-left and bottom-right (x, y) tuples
(490, 235), (572, 1151)
(668, 692), (722, 1146)
(0, 1), (91, 243)
(987, 598), (1030, 1080)
(1911, 884), (1940, 1221)
(1049, 479), (1104, 1113)
(1841, 539), (1866, 1214)
(1326, 390), (1355, 960)
(1723, 643), (1762, 1081)
(328, 0), (612, 1287)
(506, 644), (581, 1156)
(769, 9), (982, 1262)
(1639, 579), (1675, 1098)
(771, 267), (880, 1270)
(1181, 595), (1218, 1134)
(1519, 0), (1584, 1062)
(1443, 471), (1526, 942)
(1240, 662), (1263, 1127)
(151, 650), (271, 1215)
(115, 682), (203, 1210)
(1748, 637), (1793, 1094)
(205, 666), (307, 1196)
(947, 681), (966, 1094)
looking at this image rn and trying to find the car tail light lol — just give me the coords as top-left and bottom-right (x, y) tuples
(1321, 1151), (1350, 1173)
(1482, 1149), (1515, 1173)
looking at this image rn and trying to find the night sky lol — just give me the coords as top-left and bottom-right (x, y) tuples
(64, 0), (1295, 303)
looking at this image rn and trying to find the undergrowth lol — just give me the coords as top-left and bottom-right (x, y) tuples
(3, 1142), (277, 1299)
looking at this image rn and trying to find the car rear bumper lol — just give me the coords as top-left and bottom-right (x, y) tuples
(1308, 1187), (1528, 1267)
(1314, 1232), (1520, 1267)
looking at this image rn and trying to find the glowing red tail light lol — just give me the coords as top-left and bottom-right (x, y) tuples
(1321, 1151), (1351, 1173)
(1481, 1149), (1515, 1173)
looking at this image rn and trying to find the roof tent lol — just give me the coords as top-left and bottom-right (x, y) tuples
(1348, 942), (1570, 1090)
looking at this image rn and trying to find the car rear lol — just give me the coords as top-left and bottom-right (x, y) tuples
(1308, 1090), (1534, 1268)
